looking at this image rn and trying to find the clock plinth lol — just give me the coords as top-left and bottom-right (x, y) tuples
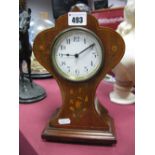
(42, 99), (116, 145)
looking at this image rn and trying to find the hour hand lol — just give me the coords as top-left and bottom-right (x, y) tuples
(59, 53), (75, 57)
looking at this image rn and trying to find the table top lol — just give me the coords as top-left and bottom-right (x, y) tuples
(19, 79), (135, 155)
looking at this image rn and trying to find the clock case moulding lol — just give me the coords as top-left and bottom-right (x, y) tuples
(33, 9), (125, 145)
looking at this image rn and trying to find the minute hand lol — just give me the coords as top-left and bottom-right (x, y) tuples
(77, 43), (95, 55)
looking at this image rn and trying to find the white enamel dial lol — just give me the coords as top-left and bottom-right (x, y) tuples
(51, 27), (104, 81)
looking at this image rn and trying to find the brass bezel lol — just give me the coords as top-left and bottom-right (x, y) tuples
(50, 27), (104, 82)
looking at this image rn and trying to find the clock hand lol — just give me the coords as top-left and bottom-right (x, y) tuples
(76, 43), (95, 56)
(59, 43), (95, 58)
(59, 53), (75, 57)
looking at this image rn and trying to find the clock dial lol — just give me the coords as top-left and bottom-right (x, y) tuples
(51, 27), (104, 81)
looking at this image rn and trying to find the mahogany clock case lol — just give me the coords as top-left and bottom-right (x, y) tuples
(33, 10), (125, 145)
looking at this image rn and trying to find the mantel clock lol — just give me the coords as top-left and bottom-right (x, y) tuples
(33, 9), (125, 145)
